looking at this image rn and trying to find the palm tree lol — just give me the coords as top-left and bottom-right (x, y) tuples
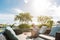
(37, 16), (52, 24)
(15, 12), (33, 24)
(47, 20), (54, 28)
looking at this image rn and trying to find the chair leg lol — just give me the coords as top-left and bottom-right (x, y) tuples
(55, 32), (60, 40)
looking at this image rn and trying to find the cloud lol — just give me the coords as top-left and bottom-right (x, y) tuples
(0, 8), (24, 24)
(1, 0), (60, 24)
(12, 8), (23, 14)
(50, 0), (60, 6)
(24, 0), (28, 3)
(24, 0), (31, 4)
(0, 14), (15, 24)
(24, 0), (51, 17)
(23, 0), (60, 21)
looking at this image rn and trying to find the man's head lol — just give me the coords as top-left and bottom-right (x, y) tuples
(32, 23), (35, 27)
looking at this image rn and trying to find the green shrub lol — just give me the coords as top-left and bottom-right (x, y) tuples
(38, 24), (48, 28)
(18, 24), (31, 32)
(38, 20), (53, 28)
(47, 20), (53, 28)
(18, 24), (31, 29)
(38, 23), (53, 28)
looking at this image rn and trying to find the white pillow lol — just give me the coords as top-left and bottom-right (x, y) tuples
(39, 26), (47, 34)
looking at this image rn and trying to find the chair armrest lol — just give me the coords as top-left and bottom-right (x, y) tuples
(55, 32), (60, 40)
(39, 34), (55, 40)
(44, 29), (51, 35)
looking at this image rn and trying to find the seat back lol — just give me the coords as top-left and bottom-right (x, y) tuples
(49, 27), (60, 37)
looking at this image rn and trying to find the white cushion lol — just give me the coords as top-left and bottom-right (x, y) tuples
(39, 26), (47, 34)
(39, 34), (55, 40)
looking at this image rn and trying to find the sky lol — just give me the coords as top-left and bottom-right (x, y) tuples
(0, 0), (60, 24)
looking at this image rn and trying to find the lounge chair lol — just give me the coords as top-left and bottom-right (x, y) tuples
(38, 26), (60, 40)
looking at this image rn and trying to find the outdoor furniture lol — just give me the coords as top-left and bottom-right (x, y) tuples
(0, 26), (60, 40)
(44, 28), (51, 35)
(38, 27), (60, 40)
(39, 34), (55, 40)
(39, 32), (60, 40)
(55, 32), (60, 40)
(39, 26), (48, 34)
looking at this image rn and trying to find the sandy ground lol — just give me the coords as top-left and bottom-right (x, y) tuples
(17, 32), (32, 40)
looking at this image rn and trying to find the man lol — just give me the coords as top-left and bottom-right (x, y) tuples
(26, 24), (39, 39)
(30, 24), (39, 38)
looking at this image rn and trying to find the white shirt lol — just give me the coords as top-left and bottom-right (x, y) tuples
(32, 26), (39, 32)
